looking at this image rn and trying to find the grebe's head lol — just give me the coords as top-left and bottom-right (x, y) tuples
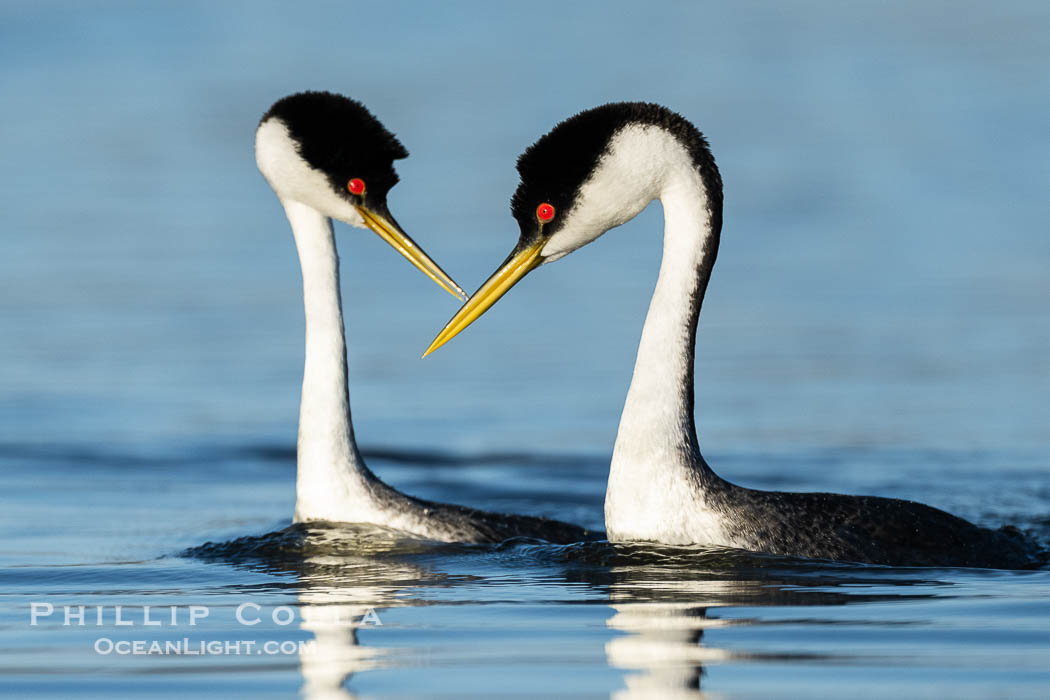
(424, 102), (721, 355)
(256, 91), (464, 300)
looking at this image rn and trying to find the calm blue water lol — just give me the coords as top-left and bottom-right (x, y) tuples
(2, 1), (1049, 697)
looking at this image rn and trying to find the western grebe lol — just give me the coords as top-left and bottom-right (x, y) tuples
(422, 102), (1039, 567)
(255, 91), (591, 543)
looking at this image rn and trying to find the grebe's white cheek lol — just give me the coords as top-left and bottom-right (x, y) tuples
(334, 205), (368, 230)
(540, 221), (596, 260)
(538, 126), (674, 261)
(256, 118), (360, 223)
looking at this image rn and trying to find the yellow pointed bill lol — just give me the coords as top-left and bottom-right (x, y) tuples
(356, 205), (466, 301)
(422, 240), (545, 357)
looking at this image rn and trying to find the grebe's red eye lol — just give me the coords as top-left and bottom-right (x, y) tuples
(536, 203), (555, 223)
(347, 178), (366, 195)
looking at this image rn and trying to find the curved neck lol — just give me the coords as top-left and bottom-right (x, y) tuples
(283, 200), (374, 521)
(611, 168), (720, 482)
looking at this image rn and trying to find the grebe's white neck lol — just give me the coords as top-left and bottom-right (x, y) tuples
(283, 199), (379, 522)
(605, 153), (722, 543)
(280, 199), (592, 542)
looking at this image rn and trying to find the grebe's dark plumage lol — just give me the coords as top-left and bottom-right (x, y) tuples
(263, 91), (407, 203)
(512, 102), (723, 245)
(708, 483), (1038, 569)
(254, 91), (593, 544)
(426, 102), (1044, 568)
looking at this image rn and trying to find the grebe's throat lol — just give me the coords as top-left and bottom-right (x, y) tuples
(283, 199), (373, 522)
(606, 162), (721, 541)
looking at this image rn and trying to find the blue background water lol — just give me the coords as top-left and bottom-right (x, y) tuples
(1, 1), (1048, 697)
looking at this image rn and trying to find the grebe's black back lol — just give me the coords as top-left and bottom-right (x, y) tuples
(255, 91), (594, 544)
(423, 102), (1041, 568)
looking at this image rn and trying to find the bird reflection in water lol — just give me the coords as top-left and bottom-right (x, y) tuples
(606, 599), (726, 699)
(189, 529), (947, 698)
(560, 542), (946, 699)
(298, 585), (387, 700)
(188, 522), (450, 699)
